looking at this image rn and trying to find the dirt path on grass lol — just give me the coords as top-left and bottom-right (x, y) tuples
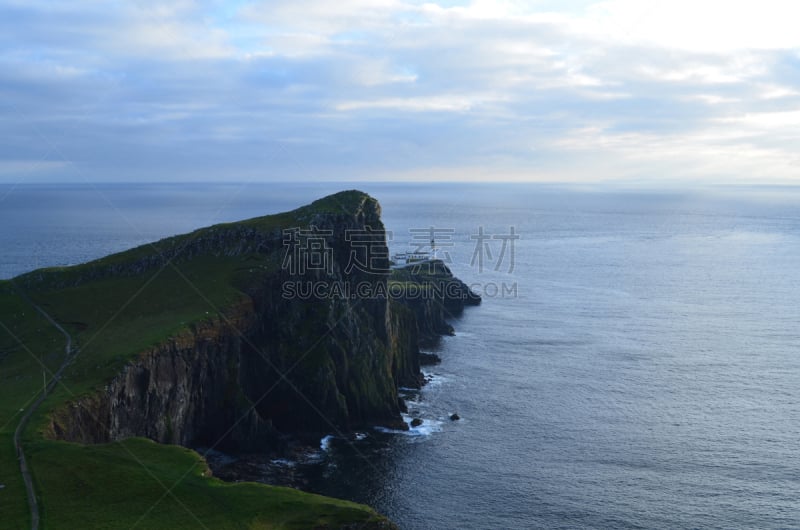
(13, 299), (74, 530)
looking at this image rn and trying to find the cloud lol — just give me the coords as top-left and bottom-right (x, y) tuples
(1, 0), (799, 184)
(583, 0), (800, 52)
(334, 94), (495, 112)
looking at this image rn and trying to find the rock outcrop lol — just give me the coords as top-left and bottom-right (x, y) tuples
(389, 259), (481, 345)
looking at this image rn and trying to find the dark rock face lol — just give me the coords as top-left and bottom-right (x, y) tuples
(390, 260), (481, 346)
(48, 302), (280, 451)
(46, 192), (478, 452)
(419, 352), (442, 366)
(397, 398), (408, 414)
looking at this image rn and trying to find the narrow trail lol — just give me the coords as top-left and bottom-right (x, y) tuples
(12, 297), (74, 530)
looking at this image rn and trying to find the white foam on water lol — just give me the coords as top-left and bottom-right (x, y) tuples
(320, 434), (335, 451)
(408, 420), (443, 436)
(421, 371), (449, 387)
(373, 415), (444, 437)
(402, 413), (444, 436)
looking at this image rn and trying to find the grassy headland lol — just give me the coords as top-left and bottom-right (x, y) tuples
(0, 191), (394, 529)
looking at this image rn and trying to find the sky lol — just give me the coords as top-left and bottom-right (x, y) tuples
(2, 0), (800, 184)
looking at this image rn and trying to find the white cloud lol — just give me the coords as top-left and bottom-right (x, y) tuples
(758, 84), (800, 100)
(2, 0), (800, 183)
(685, 94), (740, 105)
(584, 0), (800, 52)
(550, 117), (800, 183)
(109, 3), (234, 60)
(718, 110), (800, 133)
(350, 59), (418, 86)
(335, 95), (478, 112)
(639, 64), (756, 85)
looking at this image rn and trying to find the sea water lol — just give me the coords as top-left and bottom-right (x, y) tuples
(2, 182), (799, 528)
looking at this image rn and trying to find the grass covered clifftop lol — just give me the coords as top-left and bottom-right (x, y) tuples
(0, 190), (400, 529)
(16, 190), (380, 291)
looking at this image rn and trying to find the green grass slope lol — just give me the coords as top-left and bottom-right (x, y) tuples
(0, 191), (394, 529)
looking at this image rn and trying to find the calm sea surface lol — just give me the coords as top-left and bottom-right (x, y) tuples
(2, 182), (800, 528)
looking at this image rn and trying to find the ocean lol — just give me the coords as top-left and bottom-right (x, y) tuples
(2, 182), (800, 528)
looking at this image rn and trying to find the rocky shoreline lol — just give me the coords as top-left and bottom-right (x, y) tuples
(202, 271), (478, 486)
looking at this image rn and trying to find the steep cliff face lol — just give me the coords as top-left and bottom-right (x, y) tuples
(47, 299), (281, 450)
(387, 299), (424, 388)
(390, 260), (481, 344)
(46, 191), (444, 451)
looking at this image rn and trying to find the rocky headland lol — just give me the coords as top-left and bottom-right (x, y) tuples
(39, 190), (480, 461)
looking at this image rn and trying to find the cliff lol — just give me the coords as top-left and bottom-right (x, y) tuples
(41, 191), (478, 454)
(390, 259), (481, 345)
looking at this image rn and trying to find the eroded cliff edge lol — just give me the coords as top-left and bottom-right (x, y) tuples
(41, 190), (479, 454)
